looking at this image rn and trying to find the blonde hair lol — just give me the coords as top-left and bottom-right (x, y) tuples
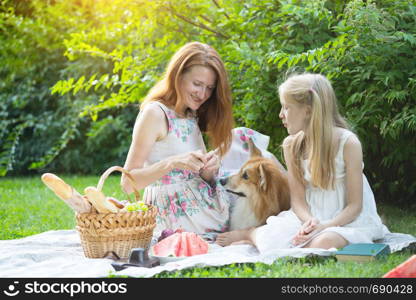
(141, 42), (234, 156)
(279, 73), (349, 190)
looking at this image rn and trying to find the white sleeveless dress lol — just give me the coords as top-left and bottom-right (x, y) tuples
(142, 102), (230, 240)
(254, 128), (388, 253)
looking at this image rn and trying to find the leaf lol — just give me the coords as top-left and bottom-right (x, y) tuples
(73, 75), (85, 95)
(277, 56), (288, 69)
(0, 123), (28, 176)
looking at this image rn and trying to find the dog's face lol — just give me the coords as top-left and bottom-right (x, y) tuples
(220, 138), (290, 224)
(220, 139), (270, 200)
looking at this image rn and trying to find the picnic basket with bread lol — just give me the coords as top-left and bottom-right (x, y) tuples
(41, 166), (157, 259)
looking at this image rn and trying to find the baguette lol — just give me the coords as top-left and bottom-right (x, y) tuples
(84, 186), (119, 213)
(41, 173), (92, 213)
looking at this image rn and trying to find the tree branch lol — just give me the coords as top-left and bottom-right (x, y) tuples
(156, 20), (192, 40)
(212, 0), (230, 20)
(167, 5), (230, 39)
(199, 14), (213, 24)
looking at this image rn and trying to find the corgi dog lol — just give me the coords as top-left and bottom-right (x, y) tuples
(220, 138), (290, 230)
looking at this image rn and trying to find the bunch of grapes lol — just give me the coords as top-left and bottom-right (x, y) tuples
(125, 201), (149, 212)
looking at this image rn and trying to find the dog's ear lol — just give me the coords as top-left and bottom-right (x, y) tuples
(259, 164), (268, 191)
(248, 138), (262, 158)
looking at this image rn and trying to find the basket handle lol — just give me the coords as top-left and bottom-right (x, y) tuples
(97, 166), (141, 202)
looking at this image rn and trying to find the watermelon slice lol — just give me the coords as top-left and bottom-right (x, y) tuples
(152, 232), (209, 257)
(176, 232), (188, 257)
(383, 255), (416, 278)
(186, 232), (209, 256)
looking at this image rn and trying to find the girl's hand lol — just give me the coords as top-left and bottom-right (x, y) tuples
(292, 218), (324, 246)
(299, 217), (319, 235)
(169, 150), (207, 172)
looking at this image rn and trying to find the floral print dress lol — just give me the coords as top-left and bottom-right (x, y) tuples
(142, 101), (230, 241)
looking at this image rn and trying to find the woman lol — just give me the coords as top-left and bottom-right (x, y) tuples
(121, 42), (234, 240)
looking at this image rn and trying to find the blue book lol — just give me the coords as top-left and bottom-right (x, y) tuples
(335, 243), (390, 262)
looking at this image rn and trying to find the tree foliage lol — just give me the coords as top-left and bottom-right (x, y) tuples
(1, 0), (415, 205)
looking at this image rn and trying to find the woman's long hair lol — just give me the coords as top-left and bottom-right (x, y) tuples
(141, 42), (234, 156)
(279, 73), (349, 190)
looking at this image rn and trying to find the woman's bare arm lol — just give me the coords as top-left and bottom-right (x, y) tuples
(121, 104), (206, 193)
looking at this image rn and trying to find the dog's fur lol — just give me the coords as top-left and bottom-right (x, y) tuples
(220, 139), (290, 230)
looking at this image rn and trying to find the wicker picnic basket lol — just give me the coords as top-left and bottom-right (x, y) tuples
(75, 166), (157, 259)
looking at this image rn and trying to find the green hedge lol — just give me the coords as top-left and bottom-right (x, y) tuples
(1, 0), (415, 205)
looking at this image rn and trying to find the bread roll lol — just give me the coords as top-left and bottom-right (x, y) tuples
(41, 173), (91, 213)
(84, 186), (119, 213)
(106, 197), (125, 209)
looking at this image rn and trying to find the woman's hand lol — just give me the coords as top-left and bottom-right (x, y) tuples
(202, 151), (220, 173)
(199, 150), (220, 183)
(169, 150), (207, 172)
(121, 150), (206, 194)
(121, 174), (134, 194)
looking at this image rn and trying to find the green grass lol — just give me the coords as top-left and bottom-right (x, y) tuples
(1, 175), (415, 278)
(0, 175), (131, 239)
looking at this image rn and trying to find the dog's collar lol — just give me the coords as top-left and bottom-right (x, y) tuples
(226, 189), (246, 198)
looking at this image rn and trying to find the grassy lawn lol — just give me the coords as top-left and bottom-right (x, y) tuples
(1, 175), (415, 278)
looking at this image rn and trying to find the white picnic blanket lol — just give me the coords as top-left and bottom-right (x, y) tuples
(0, 230), (414, 278)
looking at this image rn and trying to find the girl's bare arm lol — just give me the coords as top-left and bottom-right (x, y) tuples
(283, 136), (312, 223)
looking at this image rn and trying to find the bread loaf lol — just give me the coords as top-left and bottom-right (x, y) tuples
(84, 186), (119, 213)
(41, 173), (91, 213)
(41, 173), (72, 200)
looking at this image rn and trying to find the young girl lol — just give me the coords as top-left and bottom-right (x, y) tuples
(121, 42), (234, 240)
(216, 73), (388, 251)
